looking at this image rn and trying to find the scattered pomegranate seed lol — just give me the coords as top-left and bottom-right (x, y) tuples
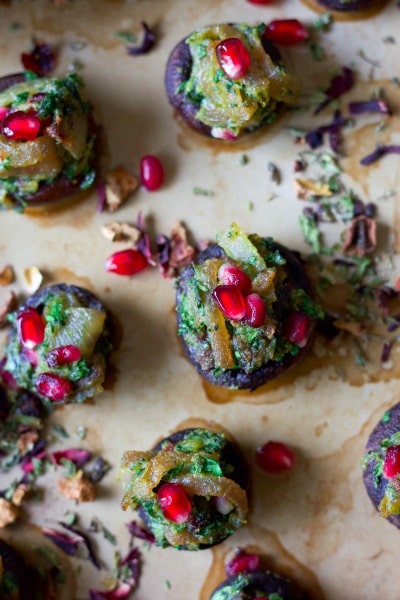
(213, 285), (246, 321)
(35, 372), (72, 402)
(156, 482), (192, 523)
(2, 110), (41, 141)
(105, 248), (148, 276)
(383, 445), (400, 479)
(46, 345), (82, 368)
(284, 311), (312, 347)
(226, 549), (260, 576)
(17, 308), (46, 349)
(256, 440), (295, 474)
(140, 155), (164, 191)
(0, 106), (8, 122)
(244, 293), (266, 328)
(218, 263), (252, 295)
(263, 19), (309, 46)
(215, 38), (251, 80)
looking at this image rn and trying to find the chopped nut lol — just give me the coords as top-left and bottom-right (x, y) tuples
(169, 221), (196, 272)
(0, 498), (19, 528)
(294, 177), (332, 200)
(17, 430), (39, 455)
(11, 484), (31, 507)
(104, 166), (139, 212)
(101, 221), (141, 243)
(0, 291), (18, 328)
(58, 470), (96, 502)
(0, 265), (15, 286)
(22, 266), (43, 294)
(341, 216), (377, 257)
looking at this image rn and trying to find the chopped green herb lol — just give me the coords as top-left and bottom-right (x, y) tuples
(382, 411), (391, 424)
(89, 516), (117, 545)
(192, 186), (215, 197)
(115, 31), (137, 43)
(313, 12), (333, 32)
(52, 423), (69, 439)
(76, 425), (87, 440)
(239, 154), (249, 166)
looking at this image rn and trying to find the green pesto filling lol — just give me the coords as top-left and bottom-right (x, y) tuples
(121, 428), (247, 550)
(177, 224), (322, 379)
(0, 71), (96, 210)
(181, 23), (300, 137)
(362, 422), (400, 518)
(5, 288), (111, 405)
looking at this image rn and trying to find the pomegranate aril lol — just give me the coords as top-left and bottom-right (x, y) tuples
(140, 155), (164, 191)
(156, 483), (192, 523)
(210, 127), (237, 140)
(285, 311), (312, 347)
(226, 549), (260, 576)
(244, 293), (266, 328)
(256, 440), (295, 474)
(218, 263), (252, 295)
(46, 345), (81, 368)
(383, 445), (400, 479)
(17, 308), (46, 349)
(35, 372), (72, 402)
(2, 110), (41, 141)
(213, 285), (246, 321)
(263, 19), (309, 46)
(215, 38), (251, 80)
(105, 248), (148, 276)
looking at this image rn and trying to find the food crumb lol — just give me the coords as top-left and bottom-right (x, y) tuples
(0, 264), (15, 286)
(58, 470), (96, 502)
(0, 498), (19, 528)
(104, 166), (139, 212)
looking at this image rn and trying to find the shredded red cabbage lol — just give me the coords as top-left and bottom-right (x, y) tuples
(381, 341), (393, 364)
(348, 99), (391, 116)
(126, 520), (155, 543)
(135, 212), (156, 266)
(96, 181), (107, 213)
(305, 110), (348, 152)
(21, 42), (56, 76)
(60, 521), (101, 569)
(51, 448), (92, 467)
(314, 67), (354, 115)
(89, 582), (133, 600)
(42, 526), (82, 556)
(360, 145), (400, 166)
(126, 22), (156, 55)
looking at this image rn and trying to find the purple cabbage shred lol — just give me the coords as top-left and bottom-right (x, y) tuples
(305, 110), (348, 153)
(360, 145), (400, 166)
(42, 527), (82, 556)
(314, 67), (354, 115)
(381, 341), (393, 364)
(96, 182), (107, 213)
(89, 582), (133, 600)
(60, 521), (101, 569)
(126, 520), (155, 543)
(348, 99), (391, 116)
(126, 22), (156, 56)
(51, 447), (92, 467)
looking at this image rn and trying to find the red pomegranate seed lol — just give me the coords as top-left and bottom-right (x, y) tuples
(140, 155), (164, 191)
(0, 106), (8, 122)
(17, 308), (46, 349)
(215, 38), (251, 80)
(226, 549), (260, 576)
(284, 311), (312, 347)
(244, 293), (266, 328)
(210, 127), (238, 140)
(2, 110), (41, 141)
(256, 440), (295, 474)
(156, 483), (192, 523)
(213, 285), (246, 321)
(383, 446), (400, 479)
(46, 345), (81, 368)
(105, 248), (148, 276)
(218, 263), (252, 295)
(35, 372), (72, 402)
(263, 19), (309, 46)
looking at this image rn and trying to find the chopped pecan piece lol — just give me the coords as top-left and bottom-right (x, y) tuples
(58, 470), (96, 502)
(341, 216), (377, 257)
(17, 430), (40, 454)
(104, 166), (139, 212)
(101, 221), (141, 243)
(0, 265), (15, 286)
(0, 498), (19, 528)
(11, 484), (31, 507)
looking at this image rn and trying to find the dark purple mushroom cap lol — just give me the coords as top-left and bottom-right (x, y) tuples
(314, 0), (382, 11)
(363, 402), (400, 529)
(0, 72), (99, 209)
(138, 427), (249, 550)
(164, 26), (282, 139)
(176, 242), (316, 390)
(0, 539), (31, 600)
(210, 569), (309, 600)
